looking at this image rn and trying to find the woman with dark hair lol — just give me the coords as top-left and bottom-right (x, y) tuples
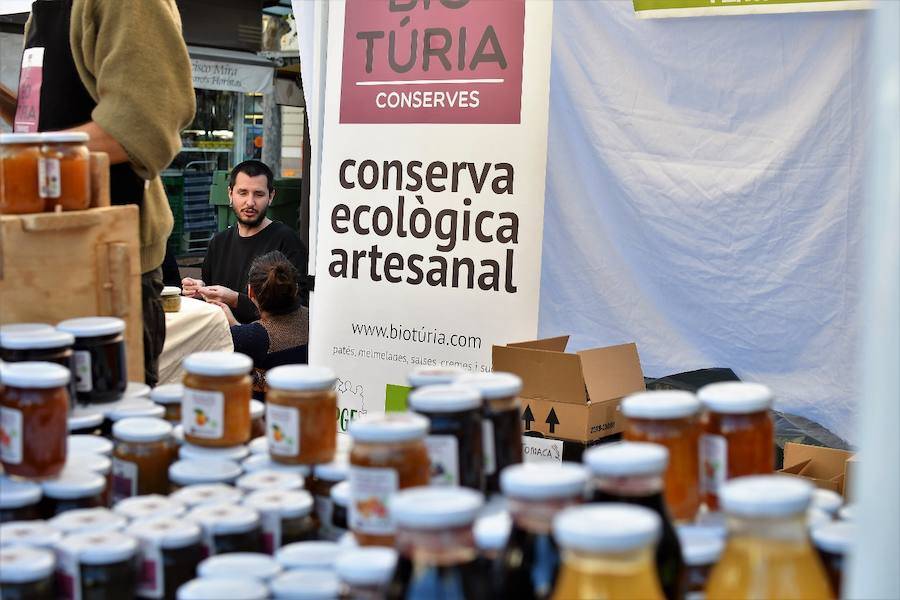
(210, 250), (308, 391)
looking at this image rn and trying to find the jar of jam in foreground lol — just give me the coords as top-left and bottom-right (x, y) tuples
(198, 552), (282, 582)
(0, 133), (44, 214)
(811, 520), (852, 598)
(0, 476), (42, 523)
(1, 361), (70, 478)
(0, 520), (63, 548)
(309, 458), (348, 541)
(126, 515), (203, 600)
(0, 329), (77, 406)
(348, 413), (431, 547)
(56, 317), (127, 406)
(39, 469), (107, 518)
(112, 417), (177, 503)
(275, 540), (341, 571)
(169, 484), (242, 510)
(113, 494), (186, 522)
(335, 547), (398, 600)
(407, 366), (465, 390)
(39, 132), (91, 212)
(182, 352), (252, 448)
(55, 530), (138, 600)
(0, 545), (56, 600)
(408, 384), (484, 490)
(151, 384), (184, 424)
(244, 489), (317, 553)
(265, 365), (337, 466)
(49, 507), (126, 536)
(456, 372), (524, 494)
(168, 459), (243, 490)
(187, 503), (262, 556)
(698, 382), (775, 511)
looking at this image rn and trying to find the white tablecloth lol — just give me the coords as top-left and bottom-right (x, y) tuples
(158, 296), (233, 385)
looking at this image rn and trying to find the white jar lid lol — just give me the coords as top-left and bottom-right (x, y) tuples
(500, 462), (590, 500)
(330, 481), (350, 507)
(698, 382), (773, 414)
(169, 459), (243, 487)
(408, 384), (481, 413)
(68, 410), (105, 432)
(0, 133), (44, 144)
(0, 329), (74, 350)
(41, 468), (106, 499)
(807, 507), (832, 530)
(0, 546), (55, 583)
(811, 520), (852, 555)
(170, 484), (243, 508)
(57, 316), (125, 337)
(241, 454), (311, 476)
(474, 511), (512, 551)
(113, 417), (173, 442)
(838, 504), (855, 521)
(455, 372), (522, 399)
(250, 400), (264, 420)
(187, 503), (260, 535)
(270, 569), (340, 600)
(41, 132), (90, 143)
(237, 470), (304, 493)
(719, 475), (812, 517)
(407, 366), (465, 388)
(150, 383), (184, 404)
(312, 458), (348, 482)
(266, 365), (336, 392)
(335, 547), (397, 587)
(0, 520), (63, 548)
(183, 352), (252, 377)
(276, 541), (341, 570)
(348, 412), (429, 443)
(337, 532), (357, 549)
(107, 401), (166, 422)
(198, 552), (282, 581)
(583, 441), (669, 477)
(66, 452), (111, 475)
(50, 507), (127, 535)
(56, 530), (137, 565)
(173, 424), (184, 442)
(0, 476), (42, 508)
(114, 495), (186, 521)
(244, 489), (314, 519)
(0, 360), (70, 388)
(180, 443), (249, 462)
(177, 577), (268, 600)
(161, 286), (182, 297)
(621, 390), (700, 419)
(811, 488), (844, 516)
(390, 487), (483, 530)
(248, 437), (268, 454)
(67, 434), (113, 456)
(554, 503), (661, 553)
(125, 382), (151, 399)
(126, 515), (202, 549)
(676, 525), (725, 566)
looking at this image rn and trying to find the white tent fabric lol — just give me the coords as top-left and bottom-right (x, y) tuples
(540, 1), (867, 442)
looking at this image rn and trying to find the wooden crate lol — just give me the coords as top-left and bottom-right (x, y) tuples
(0, 153), (145, 382)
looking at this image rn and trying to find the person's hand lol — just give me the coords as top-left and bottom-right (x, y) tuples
(209, 300), (238, 327)
(181, 277), (205, 298)
(198, 285), (239, 308)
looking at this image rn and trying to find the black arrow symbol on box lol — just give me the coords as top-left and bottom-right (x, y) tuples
(522, 405), (534, 431)
(545, 407), (559, 434)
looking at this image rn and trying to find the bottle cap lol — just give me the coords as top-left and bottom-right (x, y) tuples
(500, 462), (590, 499)
(408, 385), (481, 413)
(719, 475), (812, 517)
(583, 442), (669, 477)
(698, 382), (773, 414)
(198, 552), (282, 581)
(455, 372), (522, 398)
(407, 366), (465, 388)
(266, 365), (337, 392)
(0, 546), (55, 583)
(275, 541), (341, 570)
(57, 316), (125, 337)
(183, 352), (252, 377)
(621, 390), (700, 419)
(553, 503), (661, 552)
(335, 547), (397, 586)
(348, 412), (429, 443)
(390, 487), (483, 530)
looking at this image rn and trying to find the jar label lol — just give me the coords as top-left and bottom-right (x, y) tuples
(182, 388), (225, 439)
(136, 539), (164, 599)
(73, 350), (93, 392)
(0, 406), (23, 465)
(38, 157), (61, 198)
(701, 433), (727, 496)
(259, 509), (282, 554)
(482, 419), (496, 475)
(425, 434), (459, 486)
(348, 466), (398, 535)
(56, 546), (82, 600)
(111, 457), (138, 502)
(267, 403), (300, 457)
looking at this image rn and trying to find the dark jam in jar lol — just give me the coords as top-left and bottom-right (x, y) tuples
(0, 329), (77, 407)
(56, 530), (137, 600)
(187, 503), (262, 556)
(0, 545), (56, 600)
(56, 317), (128, 406)
(243, 489), (317, 553)
(127, 515), (203, 600)
(39, 469), (106, 519)
(0, 476), (42, 523)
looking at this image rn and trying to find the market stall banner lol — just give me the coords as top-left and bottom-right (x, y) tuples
(633, 0), (871, 19)
(309, 0), (553, 429)
(190, 58), (273, 94)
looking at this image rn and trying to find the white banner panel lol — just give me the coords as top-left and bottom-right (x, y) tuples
(191, 58), (272, 94)
(310, 0), (553, 429)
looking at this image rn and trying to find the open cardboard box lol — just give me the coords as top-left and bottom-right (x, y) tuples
(779, 442), (856, 496)
(492, 336), (645, 443)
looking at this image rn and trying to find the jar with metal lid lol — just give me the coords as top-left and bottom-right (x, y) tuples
(68, 409), (105, 435)
(250, 399), (266, 440)
(265, 365), (337, 465)
(187, 503), (262, 556)
(168, 459), (243, 490)
(40, 469), (108, 518)
(676, 525), (724, 600)
(407, 365), (465, 390)
(56, 317), (127, 405)
(114, 494), (186, 522)
(309, 458), (349, 541)
(0, 545), (56, 600)
(49, 507), (127, 536)
(38, 132), (91, 211)
(811, 520), (851, 597)
(65, 452), (113, 507)
(0, 519), (62, 548)
(237, 469), (303, 494)
(179, 443), (249, 463)
(0, 133), (44, 214)
(55, 530), (137, 600)
(160, 287), (182, 313)
(0, 329), (77, 405)
(151, 384), (184, 424)
(275, 540), (341, 571)
(409, 384), (484, 490)
(698, 383), (775, 510)
(182, 352), (252, 447)
(244, 488), (317, 553)
(126, 515), (203, 600)
(112, 417), (177, 502)
(198, 551), (282, 582)
(68, 434), (113, 456)
(336, 547), (397, 600)
(330, 480), (350, 535)
(0, 476), (42, 522)
(456, 372), (524, 494)
(348, 413), (431, 546)
(169, 484), (243, 510)
(1, 361), (70, 477)
(177, 577), (268, 600)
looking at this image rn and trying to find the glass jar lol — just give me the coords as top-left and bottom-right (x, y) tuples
(498, 462), (590, 600)
(160, 287), (182, 313)
(336, 547), (398, 600)
(706, 476), (832, 599)
(407, 366), (465, 390)
(348, 413), (431, 546)
(676, 525), (724, 600)
(0, 545), (56, 600)
(275, 540), (341, 571)
(698, 382), (774, 511)
(456, 372), (524, 494)
(104, 401), (166, 434)
(38, 132), (91, 212)
(182, 352), (252, 447)
(237, 470), (304, 494)
(177, 577), (268, 600)
(126, 515), (202, 600)
(49, 507), (126, 536)
(56, 317), (128, 406)
(390, 486), (487, 600)
(112, 417), (177, 502)
(409, 384), (484, 490)
(168, 459), (242, 489)
(180, 443), (249, 462)
(0, 133), (44, 214)
(187, 503), (262, 556)
(244, 489), (317, 553)
(169, 484), (243, 510)
(113, 494), (186, 521)
(197, 551), (282, 582)
(622, 390), (702, 522)
(811, 520), (851, 598)
(310, 458), (349, 541)
(55, 530), (137, 600)
(0, 476), (42, 523)
(39, 469), (106, 518)
(0, 329), (77, 406)
(67, 434), (113, 457)
(65, 452), (112, 507)
(150, 384), (184, 424)
(551, 504), (665, 600)
(265, 365), (337, 465)
(0, 520), (63, 548)
(250, 400), (266, 440)
(330, 480), (350, 534)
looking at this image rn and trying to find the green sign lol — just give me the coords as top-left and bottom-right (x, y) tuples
(633, 0), (870, 18)
(385, 384), (411, 413)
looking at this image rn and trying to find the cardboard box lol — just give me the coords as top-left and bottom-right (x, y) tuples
(779, 442), (855, 495)
(522, 431), (622, 465)
(492, 336), (645, 443)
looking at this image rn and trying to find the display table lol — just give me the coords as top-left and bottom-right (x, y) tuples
(158, 296), (233, 385)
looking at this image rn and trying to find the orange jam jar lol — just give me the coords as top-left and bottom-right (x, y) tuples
(0, 133), (44, 214)
(265, 365), (338, 465)
(182, 352), (252, 447)
(111, 417), (177, 502)
(150, 383), (184, 424)
(39, 132), (91, 211)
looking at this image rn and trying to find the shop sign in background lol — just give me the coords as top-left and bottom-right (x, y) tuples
(190, 58), (273, 94)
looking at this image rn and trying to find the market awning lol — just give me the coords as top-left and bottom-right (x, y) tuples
(187, 45), (274, 95)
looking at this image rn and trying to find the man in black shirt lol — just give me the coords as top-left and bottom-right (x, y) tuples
(182, 160), (308, 324)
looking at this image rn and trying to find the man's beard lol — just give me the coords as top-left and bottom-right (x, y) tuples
(233, 204), (267, 228)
